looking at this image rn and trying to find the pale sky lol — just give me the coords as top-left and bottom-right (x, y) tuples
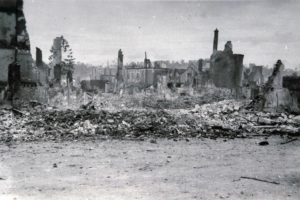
(24, 0), (300, 68)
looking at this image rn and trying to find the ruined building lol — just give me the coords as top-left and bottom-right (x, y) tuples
(250, 60), (299, 112)
(210, 29), (244, 94)
(126, 52), (155, 91)
(0, 0), (46, 103)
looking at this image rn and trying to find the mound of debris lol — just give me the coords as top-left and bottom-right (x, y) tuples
(177, 100), (300, 139)
(0, 108), (180, 142)
(0, 100), (299, 143)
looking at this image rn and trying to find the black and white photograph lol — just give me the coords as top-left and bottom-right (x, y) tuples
(0, 0), (299, 199)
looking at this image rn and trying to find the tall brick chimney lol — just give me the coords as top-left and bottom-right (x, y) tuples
(213, 28), (219, 53)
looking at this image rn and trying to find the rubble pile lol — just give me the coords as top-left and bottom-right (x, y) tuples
(0, 99), (299, 143)
(173, 100), (300, 139)
(92, 88), (234, 110)
(0, 108), (179, 142)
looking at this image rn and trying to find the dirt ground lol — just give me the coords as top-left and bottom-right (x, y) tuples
(0, 136), (299, 200)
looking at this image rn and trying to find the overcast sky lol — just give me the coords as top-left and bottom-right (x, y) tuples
(24, 0), (300, 68)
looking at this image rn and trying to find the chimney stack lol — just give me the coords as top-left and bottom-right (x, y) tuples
(213, 28), (219, 52)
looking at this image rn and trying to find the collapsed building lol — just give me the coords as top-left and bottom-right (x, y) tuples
(112, 50), (213, 95)
(0, 0), (48, 104)
(250, 60), (299, 112)
(210, 29), (244, 96)
(165, 60), (207, 91)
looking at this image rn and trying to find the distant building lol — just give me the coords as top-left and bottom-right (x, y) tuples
(125, 52), (162, 91)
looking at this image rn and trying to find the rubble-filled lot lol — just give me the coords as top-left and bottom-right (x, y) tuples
(0, 93), (299, 200)
(0, 98), (299, 142)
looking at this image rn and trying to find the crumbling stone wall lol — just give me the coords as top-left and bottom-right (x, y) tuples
(0, 49), (14, 82)
(17, 50), (35, 82)
(0, 0), (18, 83)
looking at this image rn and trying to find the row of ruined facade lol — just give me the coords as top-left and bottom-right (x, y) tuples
(86, 29), (300, 112)
(84, 30), (249, 96)
(0, 1), (299, 112)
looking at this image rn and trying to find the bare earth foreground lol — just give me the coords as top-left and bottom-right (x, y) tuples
(0, 136), (299, 200)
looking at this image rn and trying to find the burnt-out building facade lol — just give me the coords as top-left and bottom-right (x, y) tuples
(125, 52), (158, 91)
(250, 60), (299, 112)
(0, 0), (47, 103)
(210, 29), (244, 94)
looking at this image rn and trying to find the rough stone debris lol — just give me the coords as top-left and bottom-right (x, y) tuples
(0, 11), (298, 145)
(0, 97), (299, 143)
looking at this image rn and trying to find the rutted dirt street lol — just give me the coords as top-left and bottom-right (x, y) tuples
(0, 136), (299, 200)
